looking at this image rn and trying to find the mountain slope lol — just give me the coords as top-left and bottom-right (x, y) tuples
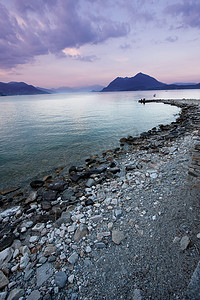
(0, 82), (49, 96)
(102, 73), (200, 92)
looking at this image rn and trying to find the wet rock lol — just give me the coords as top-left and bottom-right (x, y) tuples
(1, 187), (20, 196)
(69, 166), (77, 174)
(54, 271), (67, 288)
(112, 230), (125, 245)
(43, 190), (58, 201)
(30, 180), (44, 189)
(7, 288), (24, 300)
(25, 191), (37, 204)
(36, 263), (54, 287)
(74, 224), (89, 242)
(48, 180), (65, 192)
(0, 271), (9, 289)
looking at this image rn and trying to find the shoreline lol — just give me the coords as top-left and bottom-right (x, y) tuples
(0, 99), (199, 299)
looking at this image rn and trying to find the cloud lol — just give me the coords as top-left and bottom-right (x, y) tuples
(166, 36), (178, 43)
(165, 0), (200, 29)
(0, 0), (130, 69)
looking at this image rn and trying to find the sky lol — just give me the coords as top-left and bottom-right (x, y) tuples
(0, 0), (200, 88)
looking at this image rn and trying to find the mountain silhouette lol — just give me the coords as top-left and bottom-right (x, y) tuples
(102, 73), (200, 92)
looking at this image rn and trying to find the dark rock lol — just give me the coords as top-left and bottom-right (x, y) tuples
(0, 233), (16, 252)
(109, 167), (120, 174)
(69, 166), (77, 174)
(30, 180), (44, 189)
(62, 189), (74, 201)
(43, 190), (58, 201)
(109, 161), (116, 168)
(70, 174), (81, 182)
(84, 199), (94, 206)
(86, 178), (95, 187)
(48, 180), (65, 192)
(54, 271), (68, 288)
(41, 201), (52, 210)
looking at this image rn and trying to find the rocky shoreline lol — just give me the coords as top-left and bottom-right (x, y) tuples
(0, 99), (199, 300)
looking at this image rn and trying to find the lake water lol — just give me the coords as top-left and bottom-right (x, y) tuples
(0, 89), (200, 190)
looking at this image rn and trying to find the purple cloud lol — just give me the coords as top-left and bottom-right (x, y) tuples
(0, 0), (129, 68)
(165, 0), (200, 28)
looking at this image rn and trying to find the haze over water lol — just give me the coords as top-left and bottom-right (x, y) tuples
(0, 89), (200, 190)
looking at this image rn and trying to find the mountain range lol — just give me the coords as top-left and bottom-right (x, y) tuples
(102, 73), (200, 92)
(0, 82), (48, 96)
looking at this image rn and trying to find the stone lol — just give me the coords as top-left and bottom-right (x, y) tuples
(186, 261), (200, 300)
(30, 180), (44, 189)
(74, 224), (89, 242)
(32, 223), (45, 232)
(112, 230), (125, 245)
(0, 292), (7, 300)
(25, 191), (37, 204)
(89, 215), (102, 222)
(68, 252), (78, 264)
(36, 263), (54, 287)
(41, 201), (52, 210)
(0, 271), (9, 289)
(26, 290), (41, 300)
(55, 211), (71, 227)
(0, 206), (20, 218)
(1, 187), (20, 196)
(54, 271), (67, 288)
(0, 234), (16, 252)
(86, 178), (95, 188)
(7, 289), (24, 300)
(20, 253), (30, 269)
(43, 190), (58, 201)
(133, 289), (143, 300)
(48, 180), (65, 192)
(44, 245), (56, 257)
(62, 189), (74, 201)
(84, 199), (94, 206)
(68, 274), (75, 284)
(29, 236), (39, 243)
(180, 236), (190, 250)
(0, 247), (13, 265)
(85, 246), (92, 253)
(95, 242), (106, 249)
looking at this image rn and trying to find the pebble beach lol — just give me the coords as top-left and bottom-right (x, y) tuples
(0, 99), (199, 300)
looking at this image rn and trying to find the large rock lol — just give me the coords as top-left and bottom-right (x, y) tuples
(0, 206), (20, 218)
(25, 191), (37, 204)
(7, 289), (24, 300)
(48, 180), (65, 192)
(74, 224), (89, 242)
(186, 261), (200, 300)
(61, 189), (74, 201)
(30, 180), (44, 189)
(112, 230), (125, 245)
(0, 234), (16, 252)
(0, 247), (13, 266)
(54, 271), (67, 288)
(36, 263), (54, 287)
(55, 211), (72, 227)
(0, 271), (9, 289)
(43, 190), (58, 201)
(26, 290), (41, 300)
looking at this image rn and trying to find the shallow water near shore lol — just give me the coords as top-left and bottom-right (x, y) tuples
(1, 89), (199, 190)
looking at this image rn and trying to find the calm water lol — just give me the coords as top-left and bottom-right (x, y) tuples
(0, 89), (200, 190)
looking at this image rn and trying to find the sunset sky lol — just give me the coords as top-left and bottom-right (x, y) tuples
(0, 0), (200, 88)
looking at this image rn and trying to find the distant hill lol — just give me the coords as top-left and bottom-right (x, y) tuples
(0, 82), (49, 96)
(52, 84), (104, 93)
(102, 73), (200, 92)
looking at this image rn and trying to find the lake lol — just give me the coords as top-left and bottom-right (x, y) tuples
(0, 89), (200, 190)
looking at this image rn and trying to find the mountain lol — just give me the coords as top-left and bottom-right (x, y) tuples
(0, 82), (49, 96)
(102, 73), (200, 92)
(52, 84), (104, 93)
